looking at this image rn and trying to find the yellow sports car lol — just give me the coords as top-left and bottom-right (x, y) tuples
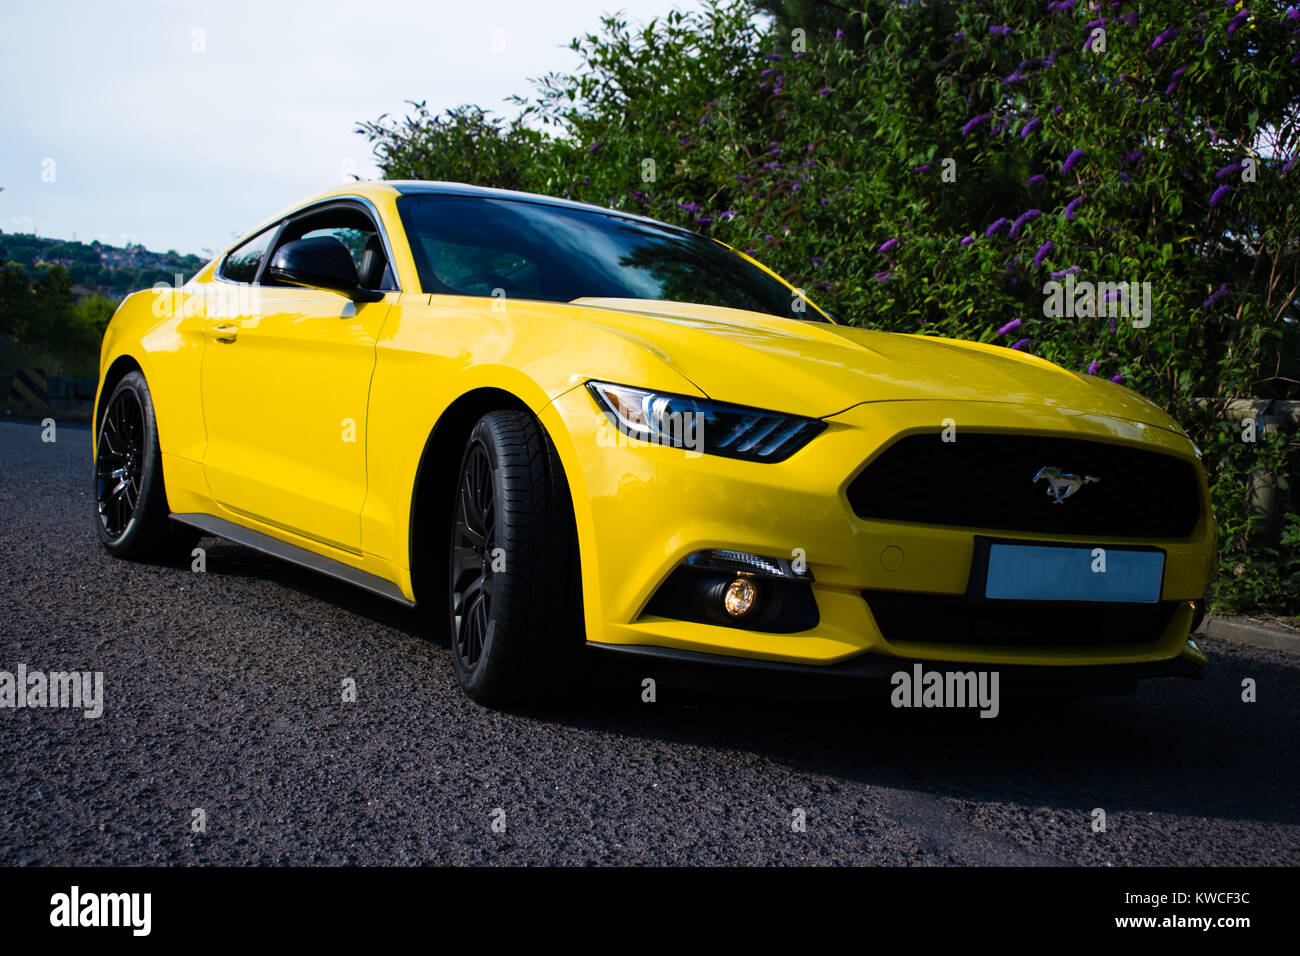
(94, 181), (1214, 705)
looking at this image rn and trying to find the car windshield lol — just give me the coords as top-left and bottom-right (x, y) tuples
(396, 194), (829, 321)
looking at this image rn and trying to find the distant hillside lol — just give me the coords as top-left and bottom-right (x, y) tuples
(0, 232), (207, 299)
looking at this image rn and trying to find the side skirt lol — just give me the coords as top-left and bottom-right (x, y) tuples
(171, 512), (415, 608)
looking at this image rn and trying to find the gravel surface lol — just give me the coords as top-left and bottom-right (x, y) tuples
(2, 419), (1296, 865)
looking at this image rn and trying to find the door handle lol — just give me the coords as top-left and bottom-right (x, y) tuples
(209, 323), (238, 343)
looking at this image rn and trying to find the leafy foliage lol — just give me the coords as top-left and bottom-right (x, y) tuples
(362, 0), (1300, 612)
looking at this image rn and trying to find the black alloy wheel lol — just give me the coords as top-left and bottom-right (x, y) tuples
(93, 370), (198, 559)
(451, 439), (496, 673)
(446, 410), (583, 705)
(95, 385), (146, 541)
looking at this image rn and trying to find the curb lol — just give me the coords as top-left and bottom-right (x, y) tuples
(1198, 615), (1300, 655)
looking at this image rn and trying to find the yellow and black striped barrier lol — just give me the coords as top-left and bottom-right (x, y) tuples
(9, 367), (49, 407)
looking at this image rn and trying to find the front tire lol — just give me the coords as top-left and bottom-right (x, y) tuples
(448, 410), (580, 706)
(94, 370), (197, 560)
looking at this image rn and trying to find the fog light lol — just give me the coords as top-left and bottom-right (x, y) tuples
(723, 575), (757, 617)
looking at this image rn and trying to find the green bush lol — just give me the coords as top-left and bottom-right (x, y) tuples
(362, 0), (1300, 613)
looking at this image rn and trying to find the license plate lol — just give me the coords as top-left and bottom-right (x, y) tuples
(980, 542), (1164, 603)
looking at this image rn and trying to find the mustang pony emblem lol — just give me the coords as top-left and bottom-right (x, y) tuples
(1033, 466), (1100, 503)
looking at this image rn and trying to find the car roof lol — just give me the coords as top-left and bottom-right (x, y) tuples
(295, 180), (683, 231)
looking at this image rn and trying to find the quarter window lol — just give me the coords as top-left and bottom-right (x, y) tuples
(220, 226), (276, 283)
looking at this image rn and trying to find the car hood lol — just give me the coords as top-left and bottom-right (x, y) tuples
(569, 298), (1182, 432)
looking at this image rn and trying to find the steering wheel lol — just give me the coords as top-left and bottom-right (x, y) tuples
(452, 272), (518, 295)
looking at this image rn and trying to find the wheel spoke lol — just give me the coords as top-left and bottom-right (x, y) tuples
(450, 440), (499, 672)
(95, 389), (147, 540)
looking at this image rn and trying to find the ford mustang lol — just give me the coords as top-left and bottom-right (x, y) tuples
(93, 181), (1214, 705)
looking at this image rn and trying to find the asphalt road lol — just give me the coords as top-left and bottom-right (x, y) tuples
(2, 418), (1297, 866)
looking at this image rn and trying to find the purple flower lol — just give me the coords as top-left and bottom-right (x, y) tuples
(766, 53), (781, 60)
(1110, 373), (1125, 384)
(1063, 195), (1086, 221)
(914, 163), (933, 173)
(1124, 150), (1144, 166)
(1087, 360), (1100, 375)
(1009, 209), (1043, 238)
(1033, 240), (1055, 269)
(1051, 265), (1081, 278)
(1010, 338), (1031, 351)
(1215, 160), (1244, 179)
(835, 29), (844, 39)
(587, 141), (604, 153)
(1119, 172), (1131, 183)
(1026, 174), (1045, 185)
(1021, 118), (1043, 139)
(1164, 66), (1188, 96)
(697, 217), (713, 224)
(878, 238), (899, 255)
(1202, 284), (1230, 309)
(873, 271), (892, 282)
(985, 217), (1012, 238)
(1209, 184), (1233, 206)
(950, 32), (966, 41)
(989, 25), (1013, 37)
(1283, 155), (1298, 177)
(1227, 10), (1250, 34)
(678, 201), (698, 213)
(1062, 149), (1086, 173)
(811, 256), (824, 267)
(817, 87), (832, 96)
(960, 235), (975, 247)
(1151, 27), (1179, 50)
(760, 68), (776, 77)
(961, 112), (993, 136)
(719, 210), (736, 220)
(997, 317), (1022, 336)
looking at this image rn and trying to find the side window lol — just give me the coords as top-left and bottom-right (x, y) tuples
(219, 225), (276, 283)
(300, 226), (370, 276)
(269, 205), (398, 292)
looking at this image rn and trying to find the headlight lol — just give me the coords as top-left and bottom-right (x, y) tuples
(586, 381), (825, 462)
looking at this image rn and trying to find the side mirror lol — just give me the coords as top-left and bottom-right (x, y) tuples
(267, 237), (382, 302)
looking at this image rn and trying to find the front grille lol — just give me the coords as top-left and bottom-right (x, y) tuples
(864, 590), (1178, 647)
(846, 433), (1200, 538)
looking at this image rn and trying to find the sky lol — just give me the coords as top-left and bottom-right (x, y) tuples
(0, 0), (696, 259)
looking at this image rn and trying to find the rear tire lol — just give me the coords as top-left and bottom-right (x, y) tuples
(94, 370), (199, 560)
(448, 410), (581, 706)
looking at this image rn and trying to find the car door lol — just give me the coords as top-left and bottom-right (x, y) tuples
(200, 201), (398, 553)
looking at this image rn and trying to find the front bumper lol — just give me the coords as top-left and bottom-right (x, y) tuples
(547, 389), (1216, 674)
(586, 638), (1209, 699)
